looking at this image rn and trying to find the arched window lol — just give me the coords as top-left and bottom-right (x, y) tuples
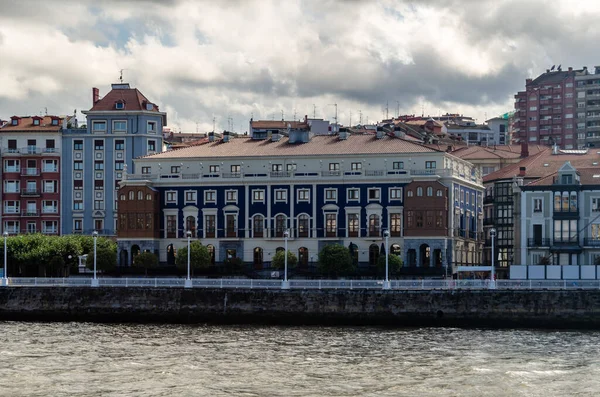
(391, 243), (401, 256)
(146, 194), (152, 200)
(298, 247), (308, 268)
(275, 215), (286, 237)
(276, 247), (285, 255)
(298, 214), (309, 237)
(427, 187), (433, 196)
(407, 190), (413, 197)
(120, 194), (126, 201)
(417, 187), (423, 196)
(186, 216), (196, 236)
(437, 189), (443, 197)
(129, 191), (134, 200)
(369, 214), (380, 237)
(391, 213), (401, 236)
(253, 215), (264, 238)
(137, 190), (143, 200)
(554, 192), (561, 211)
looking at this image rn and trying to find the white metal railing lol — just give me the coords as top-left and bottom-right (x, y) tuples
(5, 278), (600, 290)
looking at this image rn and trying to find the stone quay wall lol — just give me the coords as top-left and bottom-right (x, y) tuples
(1, 287), (600, 328)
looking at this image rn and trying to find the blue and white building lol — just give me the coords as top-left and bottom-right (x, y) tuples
(61, 83), (166, 235)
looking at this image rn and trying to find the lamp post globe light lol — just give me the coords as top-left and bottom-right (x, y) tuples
(91, 231), (99, 287)
(282, 229), (290, 289)
(490, 228), (497, 289)
(3, 231), (8, 286)
(383, 229), (390, 290)
(185, 230), (192, 288)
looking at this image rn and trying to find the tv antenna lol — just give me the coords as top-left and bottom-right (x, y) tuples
(359, 110), (363, 125)
(313, 104), (316, 118)
(328, 103), (338, 130)
(118, 69), (127, 83)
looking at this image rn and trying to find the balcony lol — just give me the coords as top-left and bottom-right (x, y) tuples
(365, 170), (385, 177)
(322, 170), (341, 177)
(21, 189), (40, 196)
(42, 207), (59, 214)
(4, 167), (20, 173)
(527, 238), (551, 247)
(222, 172), (241, 178)
(483, 218), (495, 225)
(21, 210), (39, 217)
(270, 171), (291, 178)
(584, 238), (600, 247)
(4, 208), (19, 215)
(21, 168), (39, 176)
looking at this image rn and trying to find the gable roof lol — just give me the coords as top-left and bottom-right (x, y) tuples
(0, 116), (63, 132)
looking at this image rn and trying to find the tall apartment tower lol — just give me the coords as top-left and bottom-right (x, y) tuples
(574, 66), (600, 147)
(0, 116), (63, 235)
(61, 83), (166, 236)
(513, 67), (583, 149)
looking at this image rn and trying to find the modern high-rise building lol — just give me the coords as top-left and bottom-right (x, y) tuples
(575, 66), (600, 148)
(60, 83), (166, 236)
(513, 67), (583, 149)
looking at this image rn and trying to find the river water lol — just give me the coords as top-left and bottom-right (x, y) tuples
(0, 322), (599, 396)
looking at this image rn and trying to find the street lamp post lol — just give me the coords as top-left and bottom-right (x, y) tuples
(490, 228), (497, 289)
(282, 229), (290, 289)
(185, 230), (192, 288)
(383, 229), (390, 290)
(3, 231), (8, 286)
(91, 231), (99, 287)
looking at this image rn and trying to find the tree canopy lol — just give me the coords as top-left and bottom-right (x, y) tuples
(271, 250), (298, 270)
(318, 244), (355, 277)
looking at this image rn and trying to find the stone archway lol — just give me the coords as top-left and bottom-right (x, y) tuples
(166, 244), (175, 266)
(119, 249), (129, 267)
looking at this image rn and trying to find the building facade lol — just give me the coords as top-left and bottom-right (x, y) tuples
(575, 66), (600, 148)
(118, 131), (484, 276)
(0, 116), (63, 235)
(60, 83), (166, 236)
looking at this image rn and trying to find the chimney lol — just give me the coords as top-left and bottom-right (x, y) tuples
(446, 145), (453, 152)
(208, 131), (214, 142)
(519, 166), (526, 177)
(62, 118), (67, 130)
(526, 78), (532, 85)
(376, 127), (384, 139)
(92, 87), (99, 105)
(568, 67), (573, 72)
(304, 114), (308, 123)
(520, 141), (529, 158)
(222, 130), (230, 143)
(338, 128), (348, 140)
(546, 69), (550, 73)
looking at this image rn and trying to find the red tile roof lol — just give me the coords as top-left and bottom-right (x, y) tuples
(0, 116), (63, 132)
(140, 134), (439, 160)
(451, 145), (547, 160)
(89, 84), (160, 112)
(251, 120), (309, 130)
(527, 167), (600, 186)
(483, 149), (600, 183)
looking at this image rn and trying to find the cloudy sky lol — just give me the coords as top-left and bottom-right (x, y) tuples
(1, 0), (599, 133)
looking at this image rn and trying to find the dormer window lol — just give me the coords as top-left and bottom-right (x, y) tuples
(115, 101), (125, 110)
(11, 118), (18, 126)
(51, 119), (59, 126)
(146, 103), (153, 111)
(33, 119), (40, 126)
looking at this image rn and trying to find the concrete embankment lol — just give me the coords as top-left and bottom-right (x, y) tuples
(1, 287), (600, 328)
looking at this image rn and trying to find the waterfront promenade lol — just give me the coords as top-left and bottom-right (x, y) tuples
(2, 277), (599, 290)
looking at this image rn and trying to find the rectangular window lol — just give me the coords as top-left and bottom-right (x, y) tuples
(209, 165), (220, 173)
(43, 159), (58, 172)
(113, 120), (127, 132)
(147, 140), (156, 152)
(171, 166), (180, 174)
(231, 165), (241, 173)
(74, 220), (83, 232)
(593, 198), (600, 212)
(115, 140), (125, 150)
(204, 190), (216, 203)
(272, 164), (283, 172)
(94, 161), (104, 170)
(94, 140), (104, 150)
(141, 166), (151, 174)
(205, 215), (216, 238)
(74, 162), (84, 172)
(368, 188), (380, 200)
(325, 189), (337, 201)
(166, 191), (177, 203)
(325, 213), (337, 237)
(390, 188), (402, 200)
(534, 198), (543, 212)
(74, 140), (83, 150)
(351, 162), (362, 170)
(286, 163), (297, 172)
(147, 121), (157, 134)
(298, 189), (310, 202)
(4, 181), (19, 193)
(43, 180), (58, 193)
(226, 190), (237, 203)
(73, 201), (83, 211)
(425, 161), (436, 169)
(253, 190), (264, 202)
(393, 161), (404, 170)
(185, 190), (197, 203)
(329, 163), (340, 171)
(92, 121), (106, 132)
(348, 214), (359, 237)
(167, 215), (177, 238)
(115, 161), (124, 171)
(347, 188), (359, 201)
(275, 190), (287, 202)
(7, 140), (16, 152)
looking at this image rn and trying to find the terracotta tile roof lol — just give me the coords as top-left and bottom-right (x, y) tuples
(251, 120), (309, 130)
(451, 145), (546, 160)
(89, 84), (160, 112)
(0, 116), (63, 132)
(527, 167), (600, 186)
(483, 149), (600, 183)
(140, 134), (439, 160)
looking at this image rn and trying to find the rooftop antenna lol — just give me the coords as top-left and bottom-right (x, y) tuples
(349, 111), (352, 127)
(550, 65), (555, 71)
(196, 121), (199, 133)
(44, 107), (48, 115)
(281, 110), (284, 121)
(313, 104), (316, 118)
(119, 69), (127, 83)
(359, 110), (363, 125)
(386, 101), (389, 119)
(293, 108), (297, 121)
(396, 101), (400, 118)
(212, 117), (215, 133)
(328, 103), (338, 131)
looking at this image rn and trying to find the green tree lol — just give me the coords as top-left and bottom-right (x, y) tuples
(271, 250), (298, 270)
(175, 241), (210, 274)
(376, 254), (403, 277)
(318, 244), (355, 277)
(133, 252), (159, 275)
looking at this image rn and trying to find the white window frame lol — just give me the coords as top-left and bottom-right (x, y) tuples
(252, 189), (265, 203)
(147, 139), (157, 153)
(389, 187), (403, 200)
(368, 188), (381, 202)
(225, 190), (238, 204)
(4, 181), (19, 193)
(204, 190), (216, 204)
(184, 190), (197, 205)
(92, 121), (107, 133)
(347, 188), (360, 201)
(209, 165), (220, 173)
(147, 121), (157, 134)
(351, 162), (362, 171)
(297, 189), (310, 203)
(112, 120), (127, 133)
(274, 189), (288, 203)
(325, 188), (337, 202)
(165, 190), (177, 204)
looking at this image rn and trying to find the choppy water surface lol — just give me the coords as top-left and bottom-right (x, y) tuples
(0, 323), (599, 396)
